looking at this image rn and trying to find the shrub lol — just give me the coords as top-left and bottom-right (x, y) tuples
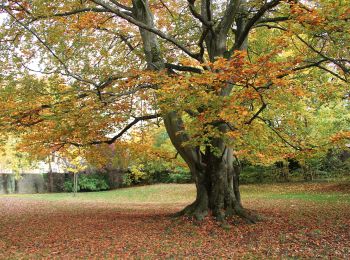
(122, 162), (192, 186)
(63, 180), (75, 192)
(167, 166), (192, 183)
(64, 173), (109, 192)
(122, 164), (148, 186)
(239, 165), (269, 184)
(167, 172), (191, 183)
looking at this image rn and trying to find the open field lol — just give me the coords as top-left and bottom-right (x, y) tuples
(1, 182), (350, 259)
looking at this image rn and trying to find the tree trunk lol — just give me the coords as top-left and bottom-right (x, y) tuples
(2, 174), (9, 194)
(48, 156), (54, 192)
(132, 0), (256, 223)
(177, 146), (257, 223)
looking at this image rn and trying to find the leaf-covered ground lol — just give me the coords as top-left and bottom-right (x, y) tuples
(0, 182), (349, 259)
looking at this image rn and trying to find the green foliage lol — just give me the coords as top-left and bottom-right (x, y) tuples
(321, 149), (350, 175)
(167, 172), (192, 184)
(167, 166), (192, 183)
(64, 174), (109, 192)
(79, 174), (109, 191)
(122, 164), (148, 186)
(144, 162), (192, 184)
(63, 180), (75, 192)
(240, 165), (267, 184)
(122, 161), (192, 186)
(121, 127), (192, 186)
(240, 149), (350, 184)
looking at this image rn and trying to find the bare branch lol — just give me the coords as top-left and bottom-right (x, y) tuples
(295, 34), (349, 74)
(254, 24), (349, 81)
(102, 83), (156, 98)
(315, 65), (348, 83)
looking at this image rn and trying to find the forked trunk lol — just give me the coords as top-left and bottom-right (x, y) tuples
(132, 0), (256, 223)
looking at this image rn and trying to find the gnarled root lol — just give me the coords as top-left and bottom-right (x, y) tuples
(175, 201), (260, 224)
(173, 200), (209, 221)
(232, 205), (260, 224)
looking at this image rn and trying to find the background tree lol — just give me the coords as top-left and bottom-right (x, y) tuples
(0, 137), (35, 176)
(0, 0), (349, 222)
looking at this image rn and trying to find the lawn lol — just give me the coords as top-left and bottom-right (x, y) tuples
(0, 182), (349, 259)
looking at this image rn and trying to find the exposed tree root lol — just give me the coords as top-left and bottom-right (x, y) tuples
(174, 202), (260, 225)
(172, 201), (197, 217)
(173, 200), (209, 221)
(233, 205), (260, 224)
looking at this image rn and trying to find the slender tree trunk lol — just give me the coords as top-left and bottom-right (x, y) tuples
(73, 172), (78, 197)
(2, 174), (9, 194)
(48, 156), (54, 192)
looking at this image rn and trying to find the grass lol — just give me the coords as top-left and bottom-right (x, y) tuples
(0, 181), (349, 259)
(2, 181), (349, 204)
(266, 192), (350, 202)
(239, 182), (350, 203)
(1, 183), (196, 203)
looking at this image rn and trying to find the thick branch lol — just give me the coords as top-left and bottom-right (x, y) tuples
(233, 0), (281, 50)
(197, 27), (209, 62)
(257, 16), (289, 24)
(165, 63), (203, 74)
(187, 0), (213, 29)
(109, 0), (133, 12)
(245, 103), (267, 125)
(92, 0), (201, 61)
(68, 114), (160, 146)
(217, 0), (241, 35)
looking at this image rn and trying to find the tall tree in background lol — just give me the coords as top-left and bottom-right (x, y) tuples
(0, 0), (349, 222)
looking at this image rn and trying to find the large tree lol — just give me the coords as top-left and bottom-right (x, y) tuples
(0, 0), (349, 222)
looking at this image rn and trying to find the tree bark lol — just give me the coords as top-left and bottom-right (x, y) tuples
(177, 145), (257, 223)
